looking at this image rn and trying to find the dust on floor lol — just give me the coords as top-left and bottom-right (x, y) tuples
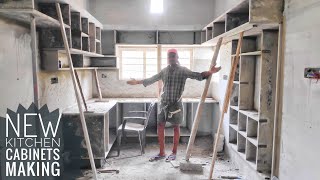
(77, 136), (244, 180)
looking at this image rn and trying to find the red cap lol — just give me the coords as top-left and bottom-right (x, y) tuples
(167, 48), (178, 55)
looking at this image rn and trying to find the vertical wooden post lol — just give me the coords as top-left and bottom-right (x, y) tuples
(185, 37), (223, 161)
(272, 18), (285, 177)
(75, 70), (88, 111)
(208, 32), (244, 180)
(56, 3), (97, 179)
(31, 17), (39, 107)
(94, 68), (103, 101)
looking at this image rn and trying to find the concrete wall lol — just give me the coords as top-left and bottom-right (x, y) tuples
(0, 18), (34, 117)
(94, 47), (214, 98)
(38, 71), (93, 111)
(279, 0), (320, 179)
(88, 0), (216, 30)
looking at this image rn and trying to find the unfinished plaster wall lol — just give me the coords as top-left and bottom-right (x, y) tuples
(0, 18), (33, 117)
(88, 0), (216, 30)
(94, 47), (214, 98)
(38, 71), (92, 111)
(279, 0), (320, 179)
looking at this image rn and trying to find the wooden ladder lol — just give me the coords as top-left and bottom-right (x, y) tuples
(55, 3), (97, 179)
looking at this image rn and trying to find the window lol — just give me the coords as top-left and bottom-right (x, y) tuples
(119, 48), (157, 79)
(150, 0), (163, 14)
(118, 46), (193, 80)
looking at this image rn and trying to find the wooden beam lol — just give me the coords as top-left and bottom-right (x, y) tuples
(185, 37), (223, 161)
(74, 70), (88, 111)
(272, 19), (285, 177)
(31, 17), (39, 107)
(55, 3), (97, 179)
(94, 69), (103, 101)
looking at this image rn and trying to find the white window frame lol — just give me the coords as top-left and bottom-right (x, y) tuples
(118, 45), (194, 80)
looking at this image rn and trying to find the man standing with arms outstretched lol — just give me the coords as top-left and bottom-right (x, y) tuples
(127, 49), (221, 162)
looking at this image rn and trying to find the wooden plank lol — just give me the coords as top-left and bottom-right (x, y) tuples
(94, 69), (103, 100)
(55, 3), (97, 179)
(271, 21), (284, 178)
(185, 37), (223, 161)
(31, 18), (39, 107)
(74, 70), (88, 111)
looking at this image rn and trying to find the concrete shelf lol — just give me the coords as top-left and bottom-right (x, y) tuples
(0, 1), (105, 71)
(0, 7), (70, 28)
(228, 28), (279, 174)
(230, 124), (238, 131)
(229, 108), (238, 125)
(201, 0), (282, 46)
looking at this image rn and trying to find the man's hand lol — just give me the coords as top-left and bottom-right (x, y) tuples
(210, 65), (222, 74)
(201, 65), (222, 78)
(126, 78), (141, 85)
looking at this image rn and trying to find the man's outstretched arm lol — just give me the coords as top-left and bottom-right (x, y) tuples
(127, 71), (162, 86)
(185, 65), (221, 81)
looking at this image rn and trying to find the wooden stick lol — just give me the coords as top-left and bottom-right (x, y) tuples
(185, 37), (223, 161)
(75, 70), (88, 111)
(30, 17), (39, 107)
(208, 32), (244, 180)
(94, 68), (103, 101)
(55, 3), (97, 180)
(272, 19), (285, 177)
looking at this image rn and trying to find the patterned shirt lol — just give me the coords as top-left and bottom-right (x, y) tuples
(142, 65), (205, 103)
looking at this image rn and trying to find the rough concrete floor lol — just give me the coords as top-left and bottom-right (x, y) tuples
(78, 136), (243, 180)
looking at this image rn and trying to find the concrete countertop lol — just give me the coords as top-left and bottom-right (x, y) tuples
(62, 98), (219, 114)
(91, 97), (219, 103)
(62, 99), (117, 114)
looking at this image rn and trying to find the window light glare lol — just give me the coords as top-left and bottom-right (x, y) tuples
(150, 0), (163, 14)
